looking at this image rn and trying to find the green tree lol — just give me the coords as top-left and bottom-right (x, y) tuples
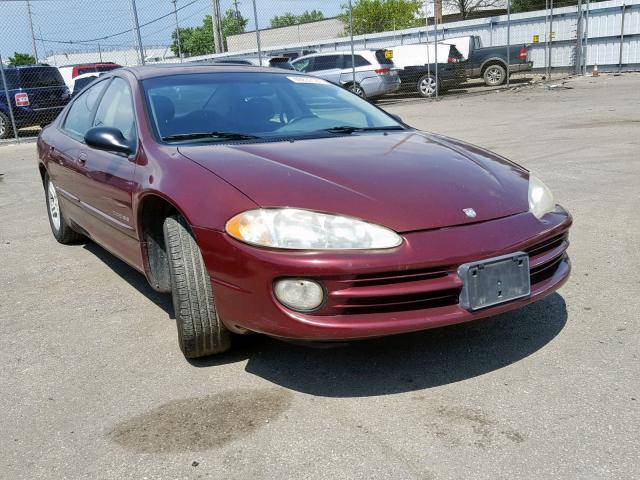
(170, 9), (248, 57)
(270, 10), (325, 28)
(340, 0), (422, 36)
(8, 52), (36, 66)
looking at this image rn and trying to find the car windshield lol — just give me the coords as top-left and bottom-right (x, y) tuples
(142, 72), (402, 143)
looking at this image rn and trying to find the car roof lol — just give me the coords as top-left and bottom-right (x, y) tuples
(124, 63), (293, 80)
(4, 63), (56, 70)
(292, 50), (373, 61)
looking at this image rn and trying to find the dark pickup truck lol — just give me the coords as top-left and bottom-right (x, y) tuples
(442, 35), (532, 86)
(0, 64), (70, 139)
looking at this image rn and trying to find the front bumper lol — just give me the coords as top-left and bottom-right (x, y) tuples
(194, 207), (571, 341)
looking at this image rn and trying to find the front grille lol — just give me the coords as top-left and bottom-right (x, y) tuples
(313, 232), (569, 316)
(319, 267), (462, 316)
(526, 232), (569, 285)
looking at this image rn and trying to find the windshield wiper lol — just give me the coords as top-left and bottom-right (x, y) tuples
(162, 131), (262, 142)
(321, 125), (405, 134)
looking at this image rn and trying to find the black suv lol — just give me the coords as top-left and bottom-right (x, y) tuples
(0, 64), (70, 139)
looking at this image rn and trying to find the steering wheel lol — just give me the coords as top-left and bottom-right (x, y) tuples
(284, 113), (318, 126)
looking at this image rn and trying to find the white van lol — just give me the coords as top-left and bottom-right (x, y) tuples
(387, 43), (455, 69)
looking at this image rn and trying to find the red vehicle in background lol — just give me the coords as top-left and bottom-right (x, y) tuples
(58, 62), (121, 90)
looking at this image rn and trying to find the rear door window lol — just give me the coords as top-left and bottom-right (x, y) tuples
(309, 55), (341, 72)
(374, 50), (394, 66)
(343, 55), (371, 69)
(62, 80), (108, 138)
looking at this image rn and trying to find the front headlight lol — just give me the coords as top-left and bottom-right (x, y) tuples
(528, 175), (555, 219)
(225, 208), (402, 250)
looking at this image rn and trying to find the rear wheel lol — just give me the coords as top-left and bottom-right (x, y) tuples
(0, 111), (14, 140)
(348, 83), (366, 98)
(163, 215), (231, 358)
(483, 64), (506, 86)
(44, 173), (82, 244)
(416, 75), (439, 98)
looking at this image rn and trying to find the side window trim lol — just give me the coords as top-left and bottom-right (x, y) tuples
(60, 78), (113, 141)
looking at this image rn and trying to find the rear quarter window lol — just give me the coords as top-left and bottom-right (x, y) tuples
(375, 50), (394, 65)
(17, 68), (66, 88)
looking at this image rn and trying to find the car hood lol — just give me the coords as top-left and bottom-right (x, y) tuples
(178, 131), (530, 232)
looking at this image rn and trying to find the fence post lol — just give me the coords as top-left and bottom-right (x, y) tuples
(251, 0), (262, 63)
(618, 3), (626, 73)
(507, 0), (511, 87)
(584, 0), (590, 75)
(129, 0), (145, 65)
(549, 0), (554, 79)
(347, 0), (357, 87)
(0, 52), (20, 143)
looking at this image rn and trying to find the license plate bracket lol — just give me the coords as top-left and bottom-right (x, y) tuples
(458, 252), (530, 311)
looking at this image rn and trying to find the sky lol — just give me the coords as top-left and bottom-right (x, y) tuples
(0, 0), (344, 59)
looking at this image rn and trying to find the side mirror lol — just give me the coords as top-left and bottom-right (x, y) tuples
(84, 126), (133, 156)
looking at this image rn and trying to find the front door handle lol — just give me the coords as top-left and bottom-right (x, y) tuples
(78, 152), (88, 166)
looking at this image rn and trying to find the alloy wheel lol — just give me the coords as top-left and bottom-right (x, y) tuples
(419, 77), (437, 97)
(48, 181), (61, 231)
(486, 67), (504, 85)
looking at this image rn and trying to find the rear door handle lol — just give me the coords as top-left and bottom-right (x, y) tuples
(78, 152), (88, 166)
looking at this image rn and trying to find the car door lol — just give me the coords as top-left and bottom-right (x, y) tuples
(306, 55), (343, 85)
(48, 79), (109, 215)
(77, 76), (141, 267)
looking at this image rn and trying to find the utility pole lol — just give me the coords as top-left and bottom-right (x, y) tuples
(171, 0), (183, 62)
(211, 0), (223, 53)
(26, 1), (39, 62)
(232, 0), (241, 19)
(129, 0), (146, 65)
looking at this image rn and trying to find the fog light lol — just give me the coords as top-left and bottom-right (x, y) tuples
(274, 279), (324, 312)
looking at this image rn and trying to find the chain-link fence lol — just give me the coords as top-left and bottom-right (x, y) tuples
(1, 0), (638, 142)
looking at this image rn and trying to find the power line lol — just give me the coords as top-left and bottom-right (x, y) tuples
(34, 0), (202, 45)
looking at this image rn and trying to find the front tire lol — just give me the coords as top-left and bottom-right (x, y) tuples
(44, 173), (82, 244)
(483, 64), (506, 86)
(163, 215), (230, 358)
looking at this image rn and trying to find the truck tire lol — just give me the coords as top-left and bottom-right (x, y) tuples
(483, 63), (506, 86)
(416, 74), (439, 98)
(0, 111), (14, 140)
(163, 215), (231, 358)
(44, 173), (83, 244)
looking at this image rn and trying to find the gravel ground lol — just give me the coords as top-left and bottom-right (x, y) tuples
(1, 73), (639, 479)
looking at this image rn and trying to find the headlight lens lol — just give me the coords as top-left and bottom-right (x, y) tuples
(528, 175), (555, 219)
(225, 208), (402, 250)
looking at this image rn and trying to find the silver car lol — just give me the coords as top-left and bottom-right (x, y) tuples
(290, 50), (401, 99)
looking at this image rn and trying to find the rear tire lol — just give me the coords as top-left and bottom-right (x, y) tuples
(44, 173), (83, 244)
(483, 64), (506, 86)
(347, 83), (366, 99)
(163, 215), (230, 358)
(0, 111), (14, 140)
(416, 75), (439, 98)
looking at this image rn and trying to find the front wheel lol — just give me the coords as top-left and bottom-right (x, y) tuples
(416, 75), (439, 98)
(44, 173), (82, 244)
(163, 215), (231, 358)
(483, 64), (506, 86)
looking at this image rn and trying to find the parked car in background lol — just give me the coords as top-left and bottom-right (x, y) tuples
(58, 62), (121, 90)
(390, 44), (467, 97)
(441, 35), (532, 86)
(0, 64), (70, 139)
(290, 50), (400, 99)
(71, 72), (102, 96)
(206, 56), (294, 70)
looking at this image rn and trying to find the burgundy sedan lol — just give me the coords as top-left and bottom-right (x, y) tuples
(37, 65), (571, 358)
